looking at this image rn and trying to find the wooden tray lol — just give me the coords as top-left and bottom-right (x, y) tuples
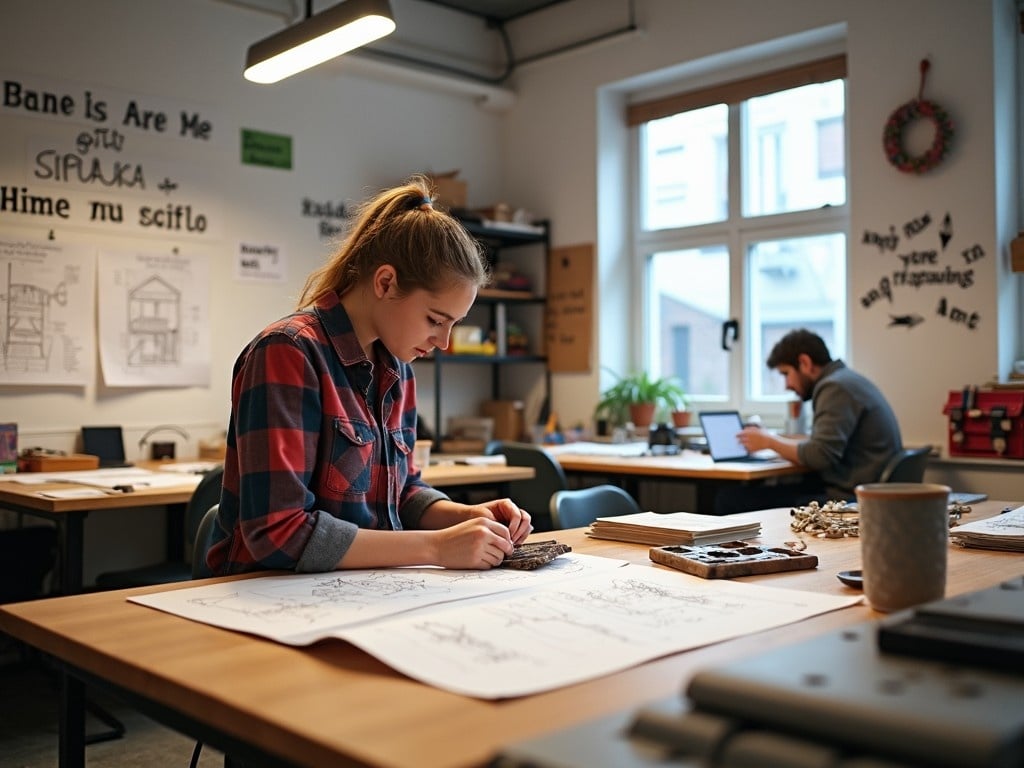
(649, 540), (817, 579)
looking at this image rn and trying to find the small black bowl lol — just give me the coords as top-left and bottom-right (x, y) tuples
(836, 570), (863, 589)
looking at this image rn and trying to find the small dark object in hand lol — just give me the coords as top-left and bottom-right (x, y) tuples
(500, 540), (571, 570)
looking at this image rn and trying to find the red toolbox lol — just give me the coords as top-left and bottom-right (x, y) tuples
(942, 387), (1024, 459)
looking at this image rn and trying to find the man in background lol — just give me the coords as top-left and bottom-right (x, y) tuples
(716, 329), (903, 514)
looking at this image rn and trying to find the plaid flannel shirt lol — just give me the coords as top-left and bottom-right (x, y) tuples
(208, 292), (448, 575)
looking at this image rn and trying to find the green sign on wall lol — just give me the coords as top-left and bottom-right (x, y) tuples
(241, 128), (292, 169)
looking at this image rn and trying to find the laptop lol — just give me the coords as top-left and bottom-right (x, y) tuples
(80, 426), (134, 468)
(699, 411), (779, 463)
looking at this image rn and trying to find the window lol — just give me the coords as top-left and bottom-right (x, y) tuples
(631, 55), (849, 412)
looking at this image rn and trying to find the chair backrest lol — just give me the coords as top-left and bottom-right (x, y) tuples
(184, 466), (224, 546)
(878, 445), (933, 483)
(483, 440), (568, 532)
(549, 484), (642, 530)
(192, 504), (219, 580)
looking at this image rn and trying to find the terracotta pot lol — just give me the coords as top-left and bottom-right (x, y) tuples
(670, 410), (691, 428)
(629, 403), (657, 428)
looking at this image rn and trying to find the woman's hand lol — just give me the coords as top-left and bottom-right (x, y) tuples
(432, 518), (516, 569)
(471, 498), (533, 544)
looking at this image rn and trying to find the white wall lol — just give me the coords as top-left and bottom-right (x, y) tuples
(0, 0), (506, 460)
(500, 0), (1021, 480)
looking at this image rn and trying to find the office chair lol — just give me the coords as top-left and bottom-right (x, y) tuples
(878, 445), (933, 483)
(484, 440), (568, 532)
(95, 466), (224, 589)
(549, 484), (642, 530)
(191, 504), (219, 580)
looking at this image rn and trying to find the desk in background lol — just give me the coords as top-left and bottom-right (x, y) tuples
(552, 446), (806, 513)
(0, 462), (534, 595)
(1, 500), (1018, 768)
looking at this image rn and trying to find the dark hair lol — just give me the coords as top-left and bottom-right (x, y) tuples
(766, 329), (833, 369)
(297, 175), (488, 309)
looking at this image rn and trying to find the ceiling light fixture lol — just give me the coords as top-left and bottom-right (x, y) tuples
(244, 0), (396, 84)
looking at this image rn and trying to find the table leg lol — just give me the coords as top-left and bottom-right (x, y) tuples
(59, 669), (86, 768)
(165, 501), (187, 562)
(58, 514), (85, 595)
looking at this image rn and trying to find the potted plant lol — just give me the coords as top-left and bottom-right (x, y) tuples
(666, 386), (693, 428)
(595, 369), (689, 430)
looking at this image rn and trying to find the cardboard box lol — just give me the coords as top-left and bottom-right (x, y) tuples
(427, 171), (467, 209)
(18, 453), (100, 472)
(481, 400), (525, 442)
(448, 416), (494, 444)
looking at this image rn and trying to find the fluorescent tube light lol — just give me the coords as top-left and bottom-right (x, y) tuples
(244, 0), (396, 84)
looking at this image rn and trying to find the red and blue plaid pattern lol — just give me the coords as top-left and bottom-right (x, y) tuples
(208, 292), (442, 574)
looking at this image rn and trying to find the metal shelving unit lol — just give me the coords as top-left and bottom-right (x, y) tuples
(419, 218), (551, 450)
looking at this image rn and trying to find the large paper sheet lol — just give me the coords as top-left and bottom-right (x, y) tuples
(133, 558), (858, 698)
(130, 553), (628, 646)
(339, 567), (860, 698)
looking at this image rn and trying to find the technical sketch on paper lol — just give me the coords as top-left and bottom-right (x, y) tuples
(338, 566), (860, 698)
(98, 249), (210, 387)
(130, 552), (627, 646)
(0, 238), (95, 386)
(127, 274), (181, 365)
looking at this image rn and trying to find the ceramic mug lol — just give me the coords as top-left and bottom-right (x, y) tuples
(413, 440), (432, 469)
(855, 482), (951, 612)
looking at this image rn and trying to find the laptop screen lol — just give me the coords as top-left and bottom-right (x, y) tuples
(699, 411), (751, 461)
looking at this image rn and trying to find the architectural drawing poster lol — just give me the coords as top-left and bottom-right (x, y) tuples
(98, 248), (210, 387)
(132, 559), (859, 699)
(0, 236), (95, 386)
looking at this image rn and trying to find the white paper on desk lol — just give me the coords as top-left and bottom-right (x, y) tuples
(9, 467), (155, 484)
(338, 566), (860, 699)
(545, 441), (650, 458)
(156, 461), (222, 474)
(36, 488), (114, 499)
(130, 553), (628, 646)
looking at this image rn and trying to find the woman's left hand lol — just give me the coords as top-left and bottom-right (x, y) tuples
(473, 498), (532, 544)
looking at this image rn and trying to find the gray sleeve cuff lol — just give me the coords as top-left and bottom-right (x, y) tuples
(295, 511), (359, 573)
(400, 487), (450, 528)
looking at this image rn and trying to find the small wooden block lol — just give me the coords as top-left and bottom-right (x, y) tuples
(500, 540), (572, 570)
(649, 540), (817, 579)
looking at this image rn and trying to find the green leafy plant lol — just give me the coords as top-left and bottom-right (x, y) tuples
(595, 369), (689, 427)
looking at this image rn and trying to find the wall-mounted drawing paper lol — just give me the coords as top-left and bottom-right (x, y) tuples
(97, 248), (210, 387)
(0, 237), (95, 386)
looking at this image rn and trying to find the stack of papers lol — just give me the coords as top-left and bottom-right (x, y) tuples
(951, 505), (1024, 552)
(587, 511), (761, 546)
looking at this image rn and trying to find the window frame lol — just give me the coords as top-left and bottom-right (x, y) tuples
(631, 61), (850, 419)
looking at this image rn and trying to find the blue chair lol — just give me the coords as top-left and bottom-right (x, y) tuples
(484, 440), (568, 532)
(549, 484), (642, 530)
(191, 504), (219, 579)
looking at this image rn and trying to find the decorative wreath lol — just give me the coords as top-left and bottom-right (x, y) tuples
(882, 59), (955, 175)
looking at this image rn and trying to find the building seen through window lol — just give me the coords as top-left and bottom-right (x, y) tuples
(637, 72), (848, 406)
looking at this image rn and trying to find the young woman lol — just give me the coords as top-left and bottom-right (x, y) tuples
(208, 177), (532, 575)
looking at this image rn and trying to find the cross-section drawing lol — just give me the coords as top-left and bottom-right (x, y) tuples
(2, 261), (68, 372)
(127, 274), (180, 366)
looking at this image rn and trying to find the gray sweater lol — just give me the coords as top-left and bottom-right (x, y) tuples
(796, 360), (902, 493)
